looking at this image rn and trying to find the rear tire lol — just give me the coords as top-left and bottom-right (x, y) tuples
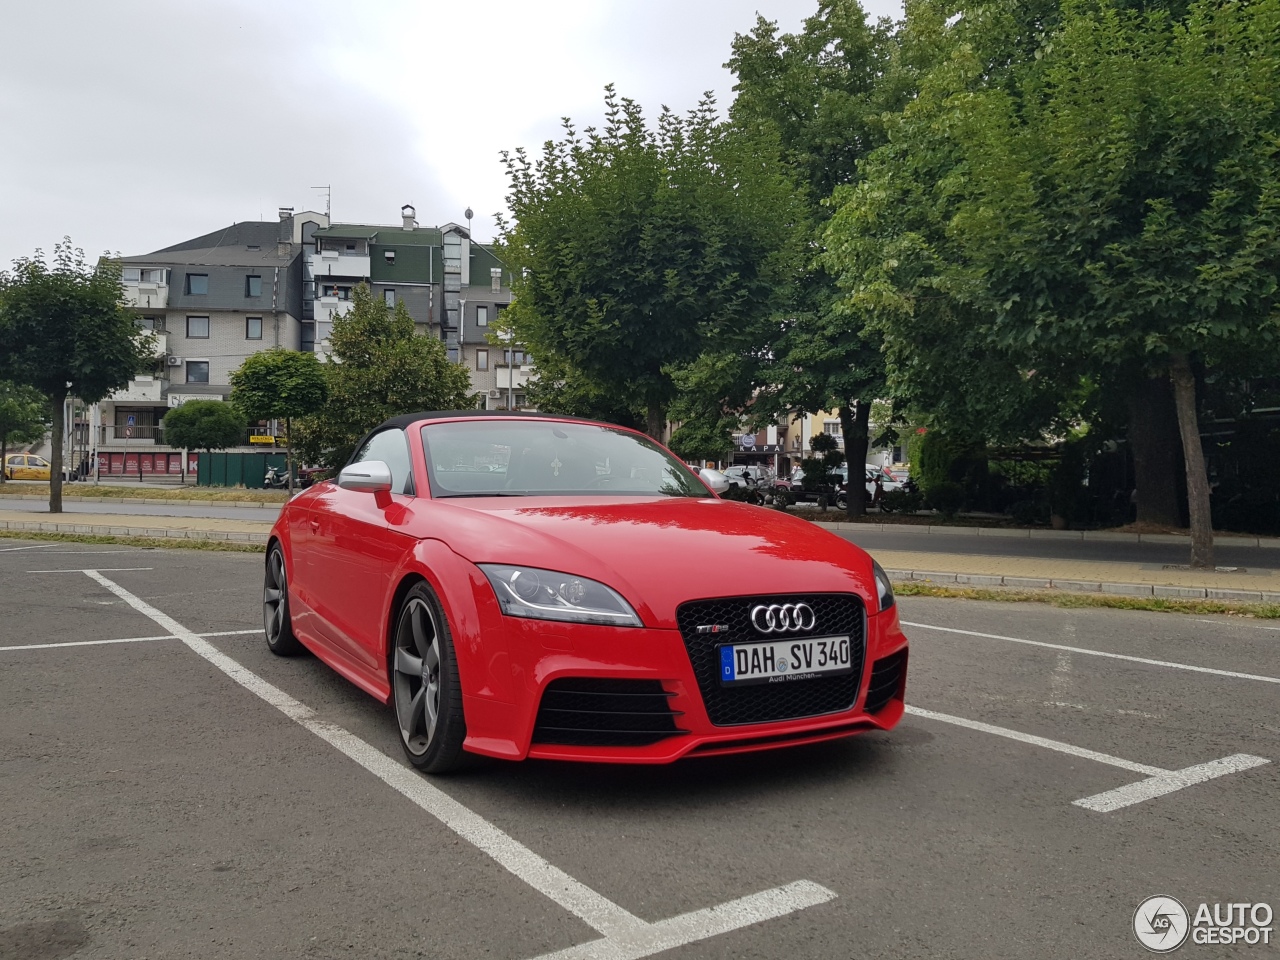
(391, 583), (468, 773)
(263, 545), (305, 656)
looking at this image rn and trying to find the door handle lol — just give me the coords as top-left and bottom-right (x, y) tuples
(309, 518), (320, 531)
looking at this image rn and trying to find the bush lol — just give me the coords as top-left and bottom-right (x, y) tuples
(1008, 498), (1048, 526)
(880, 487), (924, 514)
(927, 481), (964, 518)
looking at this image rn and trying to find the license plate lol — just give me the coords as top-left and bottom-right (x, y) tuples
(718, 636), (854, 687)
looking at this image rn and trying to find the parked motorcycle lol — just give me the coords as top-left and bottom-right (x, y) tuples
(264, 465), (292, 489)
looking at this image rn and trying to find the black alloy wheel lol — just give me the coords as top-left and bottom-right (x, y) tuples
(263, 545), (304, 655)
(391, 583), (467, 773)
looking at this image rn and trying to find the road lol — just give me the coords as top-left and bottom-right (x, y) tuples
(0, 539), (1273, 958)
(0, 498), (279, 523)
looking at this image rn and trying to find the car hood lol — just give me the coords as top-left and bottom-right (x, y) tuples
(423, 496), (877, 628)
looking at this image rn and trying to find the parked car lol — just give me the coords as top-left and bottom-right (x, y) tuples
(2, 454), (52, 481)
(722, 464), (774, 489)
(264, 411), (908, 773)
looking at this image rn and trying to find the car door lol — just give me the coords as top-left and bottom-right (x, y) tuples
(308, 428), (418, 672)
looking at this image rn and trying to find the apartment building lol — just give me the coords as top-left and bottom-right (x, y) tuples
(94, 208), (327, 475)
(309, 206), (530, 409)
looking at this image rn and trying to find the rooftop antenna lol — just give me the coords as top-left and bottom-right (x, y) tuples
(312, 184), (331, 219)
(465, 206), (473, 237)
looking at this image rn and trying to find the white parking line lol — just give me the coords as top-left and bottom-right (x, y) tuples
(83, 570), (835, 958)
(905, 706), (1270, 812)
(902, 620), (1280, 685)
(0, 629), (260, 653)
(0, 543), (59, 552)
(28, 567), (154, 574)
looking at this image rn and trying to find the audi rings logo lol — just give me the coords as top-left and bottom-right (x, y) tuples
(750, 603), (816, 634)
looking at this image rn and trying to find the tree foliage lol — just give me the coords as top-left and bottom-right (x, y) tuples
(499, 85), (804, 439)
(726, 2), (910, 515)
(230, 348), (328, 491)
(0, 381), (47, 484)
(294, 284), (473, 471)
(0, 240), (152, 510)
(825, 0), (1280, 562)
(161, 400), (247, 453)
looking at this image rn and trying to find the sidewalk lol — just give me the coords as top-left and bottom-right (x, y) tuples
(0, 508), (272, 545)
(3, 508), (1275, 602)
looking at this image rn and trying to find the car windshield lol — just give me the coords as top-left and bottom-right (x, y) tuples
(422, 419), (709, 498)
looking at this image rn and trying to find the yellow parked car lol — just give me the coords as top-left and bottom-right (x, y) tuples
(2, 454), (52, 481)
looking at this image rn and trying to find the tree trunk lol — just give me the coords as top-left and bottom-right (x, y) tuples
(645, 405), (666, 443)
(840, 402), (871, 518)
(49, 389), (67, 513)
(0, 434), (7, 484)
(285, 417), (294, 495)
(1169, 352), (1214, 569)
(1126, 373), (1182, 527)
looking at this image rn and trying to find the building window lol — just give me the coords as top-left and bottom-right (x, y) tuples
(476, 349), (488, 371)
(123, 267), (141, 283)
(185, 274), (208, 295)
(186, 316), (210, 338)
(384, 289), (395, 306)
(301, 322), (315, 352)
(384, 250), (396, 263)
(514, 393), (527, 409)
(321, 284), (352, 300)
(345, 242), (356, 252)
(503, 348), (526, 366)
(823, 420), (841, 437)
(476, 305), (488, 327)
(246, 317), (263, 340)
(247, 244), (260, 251)
(245, 275), (262, 297)
(141, 268), (164, 283)
(136, 316), (162, 332)
(186, 361), (210, 384)
(491, 267), (502, 292)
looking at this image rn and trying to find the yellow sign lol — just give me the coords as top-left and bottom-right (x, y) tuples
(249, 435), (276, 444)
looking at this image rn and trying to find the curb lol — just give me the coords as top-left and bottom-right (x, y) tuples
(885, 568), (1280, 604)
(0, 518), (269, 545)
(0, 493), (281, 509)
(814, 520), (1277, 549)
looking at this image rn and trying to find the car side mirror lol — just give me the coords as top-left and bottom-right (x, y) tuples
(338, 461), (393, 505)
(699, 468), (731, 495)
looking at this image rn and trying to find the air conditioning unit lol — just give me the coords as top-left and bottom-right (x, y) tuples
(488, 389), (501, 399)
(166, 355), (183, 366)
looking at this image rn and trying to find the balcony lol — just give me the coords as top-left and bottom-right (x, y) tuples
(306, 250), (370, 281)
(106, 377), (164, 403)
(314, 296), (355, 323)
(124, 282), (168, 310)
(98, 423), (166, 445)
(494, 364), (533, 389)
(147, 332), (168, 358)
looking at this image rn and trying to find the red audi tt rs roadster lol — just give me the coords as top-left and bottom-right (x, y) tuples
(264, 412), (908, 772)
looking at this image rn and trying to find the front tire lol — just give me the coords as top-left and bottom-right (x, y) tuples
(263, 545), (304, 656)
(391, 583), (468, 773)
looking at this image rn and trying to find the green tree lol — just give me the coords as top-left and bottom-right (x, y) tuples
(161, 400), (247, 454)
(0, 240), (153, 511)
(295, 283), (473, 471)
(0, 381), (47, 484)
(726, 2), (910, 516)
(499, 85), (804, 440)
(230, 348), (327, 492)
(829, 0), (1280, 566)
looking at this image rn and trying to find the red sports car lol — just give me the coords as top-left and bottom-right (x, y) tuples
(264, 412), (909, 772)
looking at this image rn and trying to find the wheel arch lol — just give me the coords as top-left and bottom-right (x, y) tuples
(385, 571), (429, 682)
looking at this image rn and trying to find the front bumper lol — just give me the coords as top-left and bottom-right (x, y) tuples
(459, 591), (909, 764)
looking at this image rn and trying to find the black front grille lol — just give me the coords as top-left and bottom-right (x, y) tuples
(532, 678), (686, 747)
(864, 649), (908, 714)
(676, 594), (866, 726)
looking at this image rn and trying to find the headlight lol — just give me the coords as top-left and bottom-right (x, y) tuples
(871, 559), (895, 612)
(479, 564), (643, 627)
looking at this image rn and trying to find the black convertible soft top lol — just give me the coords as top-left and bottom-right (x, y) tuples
(374, 410), (603, 432)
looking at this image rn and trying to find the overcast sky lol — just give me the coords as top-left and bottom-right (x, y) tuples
(0, 0), (902, 267)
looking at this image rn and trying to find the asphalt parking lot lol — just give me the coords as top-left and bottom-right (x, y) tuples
(1, 540), (1276, 960)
